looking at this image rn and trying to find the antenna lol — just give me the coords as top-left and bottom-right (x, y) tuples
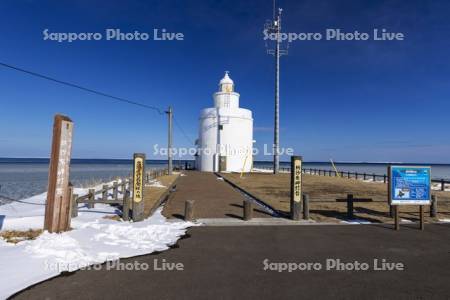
(264, 2), (288, 174)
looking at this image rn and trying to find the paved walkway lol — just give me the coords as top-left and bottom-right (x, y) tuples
(13, 224), (450, 299)
(162, 171), (273, 219)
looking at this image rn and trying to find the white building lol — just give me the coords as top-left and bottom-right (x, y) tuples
(196, 72), (253, 172)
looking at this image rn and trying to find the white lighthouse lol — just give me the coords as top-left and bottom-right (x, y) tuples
(196, 72), (253, 172)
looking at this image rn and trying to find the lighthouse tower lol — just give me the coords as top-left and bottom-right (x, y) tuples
(196, 72), (253, 172)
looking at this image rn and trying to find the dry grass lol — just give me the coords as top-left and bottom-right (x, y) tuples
(222, 173), (450, 223)
(0, 229), (43, 244)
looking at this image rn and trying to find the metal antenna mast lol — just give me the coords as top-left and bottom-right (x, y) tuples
(265, 2), (288, 174)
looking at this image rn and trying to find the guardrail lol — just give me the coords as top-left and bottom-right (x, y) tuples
(253, 166), (450, 191)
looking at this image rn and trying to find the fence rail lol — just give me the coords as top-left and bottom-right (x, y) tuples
(254, 166), (450, 191)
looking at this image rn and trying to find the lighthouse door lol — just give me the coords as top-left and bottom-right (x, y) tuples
(219, 156), (227, 172)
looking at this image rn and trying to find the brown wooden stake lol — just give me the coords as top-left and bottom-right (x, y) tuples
(185, 200), (194, 221)
(244, 200), (253, 221)
(302, 193), (310, 220)
(430, 195), (437, 218)
(347, 194), (354, 219)
(113, 182), (118, 200)
(44, 114), (74, 233)
(123, 190), (130, 221)
(88, 188), (95, 209)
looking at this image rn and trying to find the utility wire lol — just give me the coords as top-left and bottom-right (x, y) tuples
(0, 61), (195, 145)
(173, 116), (194, 145)
(0, 62), (164, 114)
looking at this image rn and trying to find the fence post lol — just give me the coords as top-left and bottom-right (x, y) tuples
(363, 173), (367, 180)
(383, 175), (387, 183)
(290, 156), (303, 221)
(102, 185), (108, 202)
(302, 194), (310, 220)
(347, 194), (354, 219)
(71, 193), (78, 218)
(347, 172), (351, 179)
(123, 190), (130, 221)
(88, 188), (95, 209)
(113, 182), (118, 200)
(355, 173), (358, 180)
(441, 179), (445, 191)
(430, 195), (437, 218)
(372, 174), (376, 182)
(340, 171), (344, 177)
(185, 200), (194, 221)
(244, 200), (253, 221)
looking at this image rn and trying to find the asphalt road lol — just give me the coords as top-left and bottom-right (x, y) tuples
(13, 224), (450, 300)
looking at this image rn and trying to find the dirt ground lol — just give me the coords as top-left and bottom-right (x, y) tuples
(221, 173), (450, 223)
(143, 173), (179, 216)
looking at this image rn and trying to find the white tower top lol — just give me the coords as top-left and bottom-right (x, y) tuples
(214, 71), (240, 108)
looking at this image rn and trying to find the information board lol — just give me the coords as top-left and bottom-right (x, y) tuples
(390, 166), (431, 205)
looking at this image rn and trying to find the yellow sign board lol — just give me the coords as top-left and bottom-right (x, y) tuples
(133, 157), (144, 203)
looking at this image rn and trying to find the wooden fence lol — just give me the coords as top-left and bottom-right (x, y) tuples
(254, 166), (450, 191)
(70, 168), (172, 220)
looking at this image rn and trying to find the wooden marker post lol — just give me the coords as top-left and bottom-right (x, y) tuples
(132, 153), (146, 221)
(290, 156), (303, 221)
(44, 114), (74, 233)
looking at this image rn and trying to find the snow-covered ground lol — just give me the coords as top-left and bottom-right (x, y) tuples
(0, 182), (195, 299)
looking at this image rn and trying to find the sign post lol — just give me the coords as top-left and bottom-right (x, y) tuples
(44, 114), (74, 233)
(290, 156), (303, 220)
(132, 153), (146, 221)
(389, 165), (431, 230)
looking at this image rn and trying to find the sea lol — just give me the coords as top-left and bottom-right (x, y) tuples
(0, 158), (449, 204)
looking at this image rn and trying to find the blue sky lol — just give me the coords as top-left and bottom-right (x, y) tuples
(0, 0), (449, 163)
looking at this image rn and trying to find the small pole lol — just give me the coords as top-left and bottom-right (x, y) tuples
(363, 173), (367, 180)
(132, 153), (146, 222)
(394, 205), (400, 230)
(302, 193), (310, 220)
(355, 173), (358, 180)
(430, 195), (437, 218)
(185, 200), (194, 221)
(102, 185), (108, 201)
(383, 175), (387, 183)
(441, 179), (445, 191)
(88, 188), (95, 209)
(244, 200), (253, 221)
(113, 182), (118, 200)
(419, 205), (424, 231)
(71, 193), (78, 218)
(166, 106), (173, 176)
(123, 190), (130, 221)
(372, 173), (376, 182)
(347, 194), (354, 219)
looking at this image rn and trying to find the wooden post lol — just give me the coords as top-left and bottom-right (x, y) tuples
(394, 205), (400, 230)
(244, 200), (253, 221)
(132, 153), (146, 222)
(123, 190), (130, 221)
(430, 195), (437, 218)
(88, 188), (95, 209)
(355, 173), (358, 180)
(113, 182), (118, 200)
(383, 175), (387, 183)
(290, 156), (303, 221)
(44, 114), (74, 233)
(363, 173), (367, 180)
(102, 185), (108, 201)
(372, 174), (376, 182)
(419, 205), (424, 231)
(185, 200), (194, 221)
(71, 193), (78, 218)
(63, 184), (74, 231)
(347, 194), (354, 219)
(441, 179), (445, 191)
(302, 194), (310, 220)
(347, 172), (350, 179)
